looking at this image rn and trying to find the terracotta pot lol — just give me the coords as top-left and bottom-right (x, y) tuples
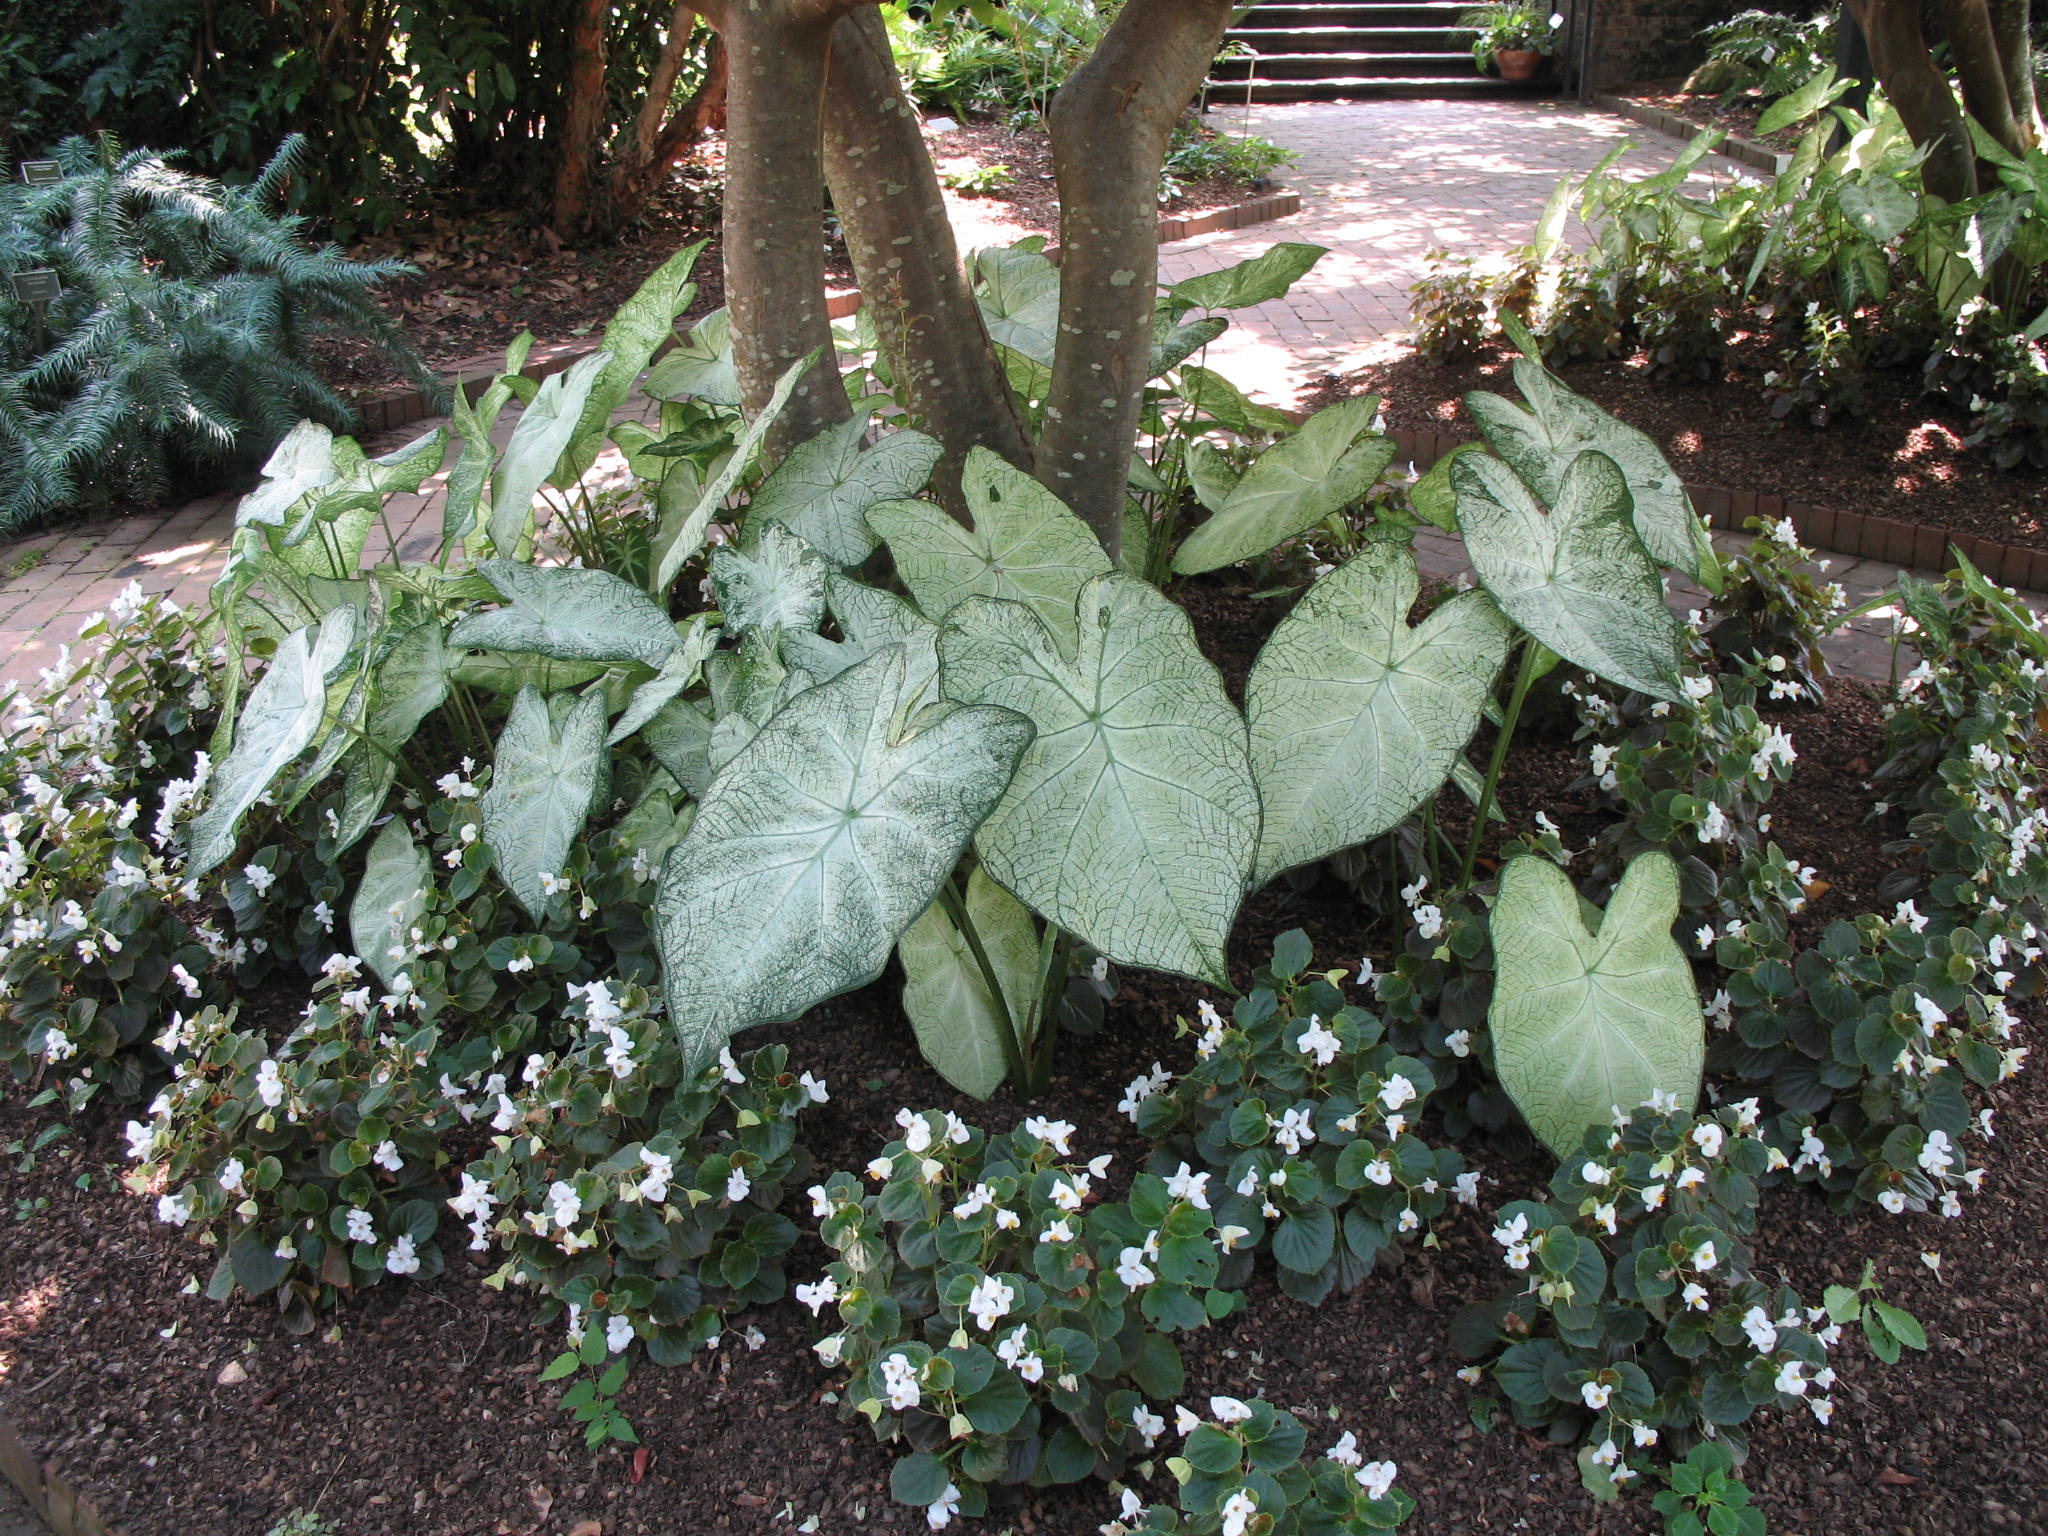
(1496, 48), (1543, 81)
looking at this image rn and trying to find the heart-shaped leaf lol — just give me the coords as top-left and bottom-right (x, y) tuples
(1150, 313), (1229, 378)
(656, 646), (1035, 1072)
(490, 350), (610, 557)
(744, 418), (943, 566)
(938, 574), (1259, 985)
(1175, 364), (1298, 435)
(554, 242), (704, 486)
(1467, 360), (1711, 581)
(1453, 449), (1684, 702)
(451, 559), (683, 669)
(644, 306), (740, 407)
(868, 446), (1111, 651)
(1172, 396), (1395, 575)
(188, 606), (359, 877)
(351, 818), (432, 987)
(711, 524), (830, 639)
(1165, 242), (1328, 315)
(609, 615), (718, 747)
(1490, 851), (1704, 1160)
(972, 242), (1061, 365)
(898, 866), (1041, 1100)
(480, 686), (609, 917)
(1247, 542), (1511, 885)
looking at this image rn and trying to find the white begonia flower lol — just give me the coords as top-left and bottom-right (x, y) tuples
(1675, 1166), (1707, 1191)
(1691, 1122), (1725, 1159)
(217, 1156), (246, 1195)
(1165, 1162), (1211, 1210)
(1118, 1062), (1172, 1121)
(1581, 1380), (1612, 1410)
(1326, 1430), (1362, 1467)
(727, 1167), (752, 1203)
(345, 1207), (376, 1245)
(796, 1277), (841, 1315)
(637, 1148), (674, 1203)
(1580, 1161), (1611, 1186)
(1356, 955), (1375, 986)
(1356, 1461), (1398, 1501)
(1774, 1359), (1809, 1396)
(1296, 1013), (1342, 1066)
(547, 1179), (582, 1230)
(605, 1313), (635, 1353)
(1918, 1129), (1955, 1175)
(898, 1108), (935, 1154)
(865, 1156), (896, 1181)
(879, 1351), (922, 1410)
(1681, 673), (1715, 703)
(1699, 801), (1730, 843)
(1691, 1240), (1718, 1270)
(1413, 903), (1445, 940)
(1741, 1306), (1778, 1354)
(1194, 998), (1229, 1058)
(951, 1183), (994, 1220)
(254, 1058), (285, 1108)
(386, 1235), (421, 1276)
(1023, 1115), (1076, 1154)
(243, 862), (277, 897)
(1682, 1281), (1710, 1311)
(1444, 1028), (1472, 1057)
(813, 1334), (846, 1367)
(718, 1046), (746, 1085)
(1116, 1246), (1156, 1288)
(1892, 899), (1928, 934)
(157, 1188), (196, 1227)
(1220, 1490), (1259, 1536)
(797, 1071), (830, 1105)
(1270, 1104), (1317, 1154)
(1378, 1073), (1418, 1111)
(926, 1482), (961, 1531)
(1878, 1188), (1908, 1214)
(967, 1274), (1016, 1331)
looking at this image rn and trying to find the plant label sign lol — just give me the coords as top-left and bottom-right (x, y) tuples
(9, 269), (61, 305)
(17, 160), (62, 186)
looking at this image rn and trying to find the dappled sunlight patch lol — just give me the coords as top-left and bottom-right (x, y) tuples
(0, 1274), (64, 1381)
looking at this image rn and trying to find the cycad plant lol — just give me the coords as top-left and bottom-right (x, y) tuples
(0, 133), (435, 534)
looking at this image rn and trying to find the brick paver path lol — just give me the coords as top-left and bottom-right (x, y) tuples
(0, 98), (2033, 694)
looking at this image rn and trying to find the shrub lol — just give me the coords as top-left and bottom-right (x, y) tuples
(0, 133), (434, 533)
(1686, 10), (1834, 106)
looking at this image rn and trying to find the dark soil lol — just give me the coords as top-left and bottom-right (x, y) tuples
(1620, 79), (1812, 156)
(309, 120), (1265, 401)
(1312, 339), (2048, 554)
(2, 587), (2043, 1536)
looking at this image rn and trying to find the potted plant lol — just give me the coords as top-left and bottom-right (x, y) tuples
(1456, 2), (1564, 80)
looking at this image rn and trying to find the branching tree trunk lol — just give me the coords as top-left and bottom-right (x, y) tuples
(551, 0), (614, 237)
(821, 8), (1032, 497)
(1940, 0), (2028, 158)
(1037, 0), (1236, 553)
(608, 29), (728, 223)
(1986, 0), (2042, 149)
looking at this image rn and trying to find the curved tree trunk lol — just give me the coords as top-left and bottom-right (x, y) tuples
(1986, 0), (2042, 149)
(1847, 0), (1978, 200)
(609, 33), (728, 223)
(1940, 0), (2027, 159)
(821, 8), (1033, 502)
(715, 0), (873, 453)
(1038, 0), (1236, 554)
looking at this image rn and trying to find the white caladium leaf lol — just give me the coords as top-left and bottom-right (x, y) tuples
(938, 574), (1259, 985)
(656, 646), (1035, 1073)
(642, 697), (716, 797)
(1164, 242), (1329, 316)
(1185, 440), (1243, 515)
(898, 866), (1041, 1100)
(643, 306), (740, 407)
(868, 446), (1111, 651)
(1175, 364), (1298, 435)
(1172, 395), (1396, 575)
(1490, 851), (1704, 1160)
(554, 242), (703, 487)
(711, 523), (830, 638)
(489, 350), (609, 557)
(1453, 449), (1685, 703)
(972, 242), (1061, 365)
(236, 419), (339, 529)
(1246, 542), (1511, 885)
(744, 418), (943, 566)
(450, 559), (683, 670)
(351, 818), (431, 988)
(783, 577), (940, 719)
(188, 606), (359, 877)
(608, 615), (718, 747)
(1467, 360), (1713, 581)
(1150, 312), (1229, 378)
(479, 686), (609, 917)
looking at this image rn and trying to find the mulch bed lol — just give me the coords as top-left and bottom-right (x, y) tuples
(1311, 339), (2048, 554)
(310, 120), (1262, 401)
(2, 580), (2042, 1536)
(1618, 81), (1813, 156)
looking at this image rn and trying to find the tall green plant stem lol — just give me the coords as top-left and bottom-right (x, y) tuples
(1458, 636), (1546, 890)
(937, 878), (1034, 1097)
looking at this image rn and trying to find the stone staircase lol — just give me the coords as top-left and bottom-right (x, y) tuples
(1205, 1), (1556, 102)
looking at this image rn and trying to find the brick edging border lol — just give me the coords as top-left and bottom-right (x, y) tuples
(352, 190), (1304, 436)
(0, 1411), (121, 1536)
(1594, 93), (1785, 175)
(1386, 427), (2048, 591)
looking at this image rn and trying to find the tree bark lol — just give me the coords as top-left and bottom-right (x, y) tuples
(1037, 0), (1236, 554)
(1847, 0), (1978, 201)
(609, 33), (728, 221)
(714, 0), (875, 453)
(550, 0), (614, 237)
(1940, 0), (2027, 159)
(821, 8), (1033, 501)
(1986, 0), (2042, 149)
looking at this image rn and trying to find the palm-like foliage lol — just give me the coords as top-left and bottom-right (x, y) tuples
(0, 133), (437, 533)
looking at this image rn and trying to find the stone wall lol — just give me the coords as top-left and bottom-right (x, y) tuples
(1586, 0), (1747, 90)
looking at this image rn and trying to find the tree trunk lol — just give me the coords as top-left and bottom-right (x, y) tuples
(609, 33), (728, 222)
(716, 0), (874, 452)
(1940, 0), (2027, 159)
(551, 0), (614, 237)
(633, 1), (701, 164)
(1986, 0), (2042, 149)
(821, 7), (1033, 502)
(1847, 0), (1977, 200)
(1037, 0), (1236, 554)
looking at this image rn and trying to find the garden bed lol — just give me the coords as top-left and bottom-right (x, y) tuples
(1, 572), (2041, 1536)
(1616, 80), (1810, 158)
(1312, 340), (2048, 557)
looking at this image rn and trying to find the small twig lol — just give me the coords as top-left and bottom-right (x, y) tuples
(22, 1363), (65, 1394)
(460, 1316), (493, 1371)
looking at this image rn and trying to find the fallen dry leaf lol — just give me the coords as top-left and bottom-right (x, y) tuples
(630, 1446), (650, 1484)
(567, 1521), (603, 1536)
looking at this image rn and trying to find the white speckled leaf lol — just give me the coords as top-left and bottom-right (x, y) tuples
(489, 350), (608, 557)
(973, 243), (1061, 365)
(783, 577), (941, 720)
(1453, 449), (1684, 702)
(351, 818), (431, 988)
(1165, 242), (1329, 315)
(235, 420), (338, 529)
(937, 574), (1259, 985)
(1246, 542), (1511, 886)
(188, 606), (359, 877)
(868, 447), (1111, 651)
(744, 419), (943, 566)
(643, 306), (740, 407)
(711, 523), (829, 638)
(450, 559), (683, 669)
(480, 686), (608, 917)
(1490, 851), (1704, 1160)
(898, 866), (1041, 1100)
(1171, 396), (1395, 575)
(1468, 359), (1712, 580)
(609, 615), (718, 747)
(656, 646), (1035, 1072)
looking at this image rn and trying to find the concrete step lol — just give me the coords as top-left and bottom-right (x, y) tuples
(1228, 25), (1464, 53)
(1209, 50), (1477, 80)
(1242, 2), (1469, 25)
(1203, 74), (1554, 102)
